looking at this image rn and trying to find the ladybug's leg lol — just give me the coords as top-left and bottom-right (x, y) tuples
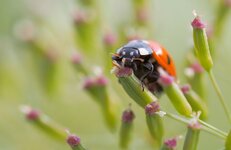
(139, 62), (154, 91)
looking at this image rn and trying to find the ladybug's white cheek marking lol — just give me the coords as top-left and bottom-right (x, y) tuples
(122, 51), (126, 55)
(130, 52), (134, 56)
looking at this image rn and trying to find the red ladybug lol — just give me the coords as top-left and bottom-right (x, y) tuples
(112, 40), (176, 95)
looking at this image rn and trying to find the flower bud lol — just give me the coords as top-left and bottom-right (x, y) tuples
(185, 61), (206, 99)
(113, 66), (156, 107)
(66, 133), (86, 150)
(72, 9), (99, 54)
(191, 15), (213, 72)
(83, 74), (117, 131)
(119, 106), (135, 148)
(161, 137), (179, 150)
(225, 130), (231, 150)
(158, 69), (192, 117)
(183, 115), (201, 150)
(20, 105), (66, 140)
(103, 31), (117, 48)
(181, 84), (208, 120)
(73, 10), (89, 25)
(145, 102), (164, 146)
(71, 52), (88, 76)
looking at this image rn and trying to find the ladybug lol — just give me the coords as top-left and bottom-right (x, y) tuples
(112, 40), (176, 95)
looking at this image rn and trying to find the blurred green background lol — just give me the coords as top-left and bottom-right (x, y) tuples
(1, 0), (231, 149)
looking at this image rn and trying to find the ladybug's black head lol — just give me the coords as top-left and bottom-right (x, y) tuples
(112, 40), (153, 68)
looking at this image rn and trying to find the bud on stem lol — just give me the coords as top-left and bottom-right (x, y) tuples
(119, 106), (135, 149)
(158, 69), (192, 117)
(185, 61), (206, 99)
(191, 15), (213, 72)
(181, 84), (208, 120)
(161, 137), (179, 150)
(145, 101), (164, 146)
(71, 52), (88, 76)
(66, 133), (86, 150)
(21, 106), (66, 140)
(183, 116), (201, 150)
(83, 75), (117, 131)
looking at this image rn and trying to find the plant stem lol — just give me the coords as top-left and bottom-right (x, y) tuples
(208, 70), (231, 124)
(198, 120), (227, 137)
(165, 113), (227, 139)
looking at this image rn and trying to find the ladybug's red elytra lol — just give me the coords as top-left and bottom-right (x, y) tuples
(112, 40), (176, 95)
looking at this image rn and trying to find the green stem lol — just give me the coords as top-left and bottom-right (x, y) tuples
(208, 70), (231, 124)
(165, 113), (227, 139)
(198, 120), (227, 137)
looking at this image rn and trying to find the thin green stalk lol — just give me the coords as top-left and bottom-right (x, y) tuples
(199, 120), (228, 137)
(208, 70), (231, 124)
(165, 113), (227, 139)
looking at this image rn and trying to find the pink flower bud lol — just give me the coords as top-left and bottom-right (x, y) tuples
(136, 8), (149, 22)
(95, 75), (108, 86)
(20, 106), (40, 120)
(122, 109), (135, 123)
(191, 17), (206, 29)
(188, 119), (202, 129)
(71, 52), (82, 64)
(103, 32), (117, 46)
(181, 84), (191, 94)
(83, 75), (108, 89)
(158, 70), (174, 87)
(73, 10), (89, 25)
(164, 137), (178, 149)
(112, 67), (133, 78)
(27, 109), (40, 120)
(83, 78), (95, 89)
(67, 134), (81, 148)
(145, 101), (160, 115)
(191, 62), (204, 74)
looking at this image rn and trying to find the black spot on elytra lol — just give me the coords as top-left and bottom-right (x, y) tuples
(167, 55), (171, 65)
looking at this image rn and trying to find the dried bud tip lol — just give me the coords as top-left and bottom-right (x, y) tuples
(191, 62), (204, 73)
(136, 8), (149, 22)
(145, 101), (160, 115)
(122, 108), (135, 123)
(83, 78), (95, 89)
(73, 10), (88, 24)
(191, 16), (206, 29)
(71, 52), (82, 64)
(181, 84), (191, 94)
(158, 68), (174, 86)
(103, 32), (117, 46)
(67, 134), (81, 148)
(95, 75), (108, 86)
(164, 137), (178, 149)
(20, 105), (40, 120)
(83, 75), (108, 89)
(188, 112), (202, 129)
(112, 66), (133, 77)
